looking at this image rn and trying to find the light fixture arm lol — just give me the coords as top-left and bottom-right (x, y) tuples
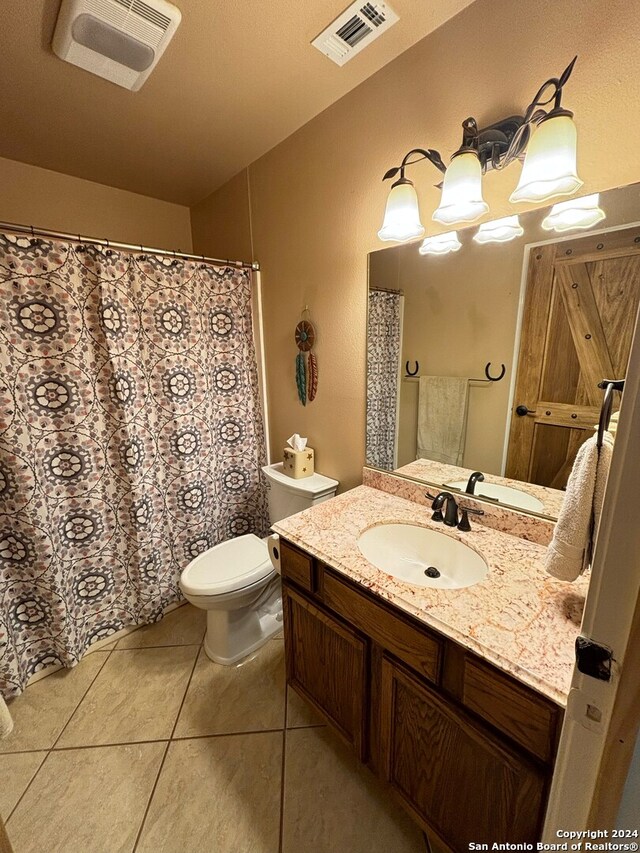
(494, 55), (578, 170)
(382, 147), (447, 183)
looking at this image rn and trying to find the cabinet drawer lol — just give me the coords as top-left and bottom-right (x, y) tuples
(322, 569), (441, 685)
(380, 656), (546, 847)
(280, 540), (314, 592)
(283, 584), (368, 759)
(462, 656), (561, 764)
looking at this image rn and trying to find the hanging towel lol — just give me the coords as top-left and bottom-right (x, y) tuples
(545, 432), (615, 582)
(416, 376), (469, 465)
(0, 694), (13, 739)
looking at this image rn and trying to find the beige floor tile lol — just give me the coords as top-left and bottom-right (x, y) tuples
(136, 733), (282, 853)
(0, 752), (47, 819)
(6, 742), (165, 853)
(282, 727), (425, 853)
(174, 641), (285, 738)
(57, 645), (198, 747)
(286, 686), (325, 729)
(117, 604), (206, 649)
(0, 653), (109, 753)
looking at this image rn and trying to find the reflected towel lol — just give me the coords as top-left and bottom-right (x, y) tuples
(0, 694), (13, 739)
(416, 376), (469, 466)
(545, 432), (614, 582)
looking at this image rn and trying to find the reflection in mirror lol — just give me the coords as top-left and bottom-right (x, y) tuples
(366, 182), (640, 519)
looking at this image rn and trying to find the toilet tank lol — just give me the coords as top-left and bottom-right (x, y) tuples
(262, 463), (339, 524)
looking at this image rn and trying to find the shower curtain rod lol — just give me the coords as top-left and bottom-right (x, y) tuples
(370, 286), (404, 295)
(0, 220), (260, 271)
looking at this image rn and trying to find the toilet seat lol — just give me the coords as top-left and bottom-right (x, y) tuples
(180, 534), (272, 597)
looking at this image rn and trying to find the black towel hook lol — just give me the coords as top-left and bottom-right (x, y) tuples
(485, 362), (506, 382)
(406, 361), (419, 377)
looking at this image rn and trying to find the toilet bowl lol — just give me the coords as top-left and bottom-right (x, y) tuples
(180, 462), (339, 664)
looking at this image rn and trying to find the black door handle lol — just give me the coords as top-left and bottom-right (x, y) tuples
(515, 405), (534, 417)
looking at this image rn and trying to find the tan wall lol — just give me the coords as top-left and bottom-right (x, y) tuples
(0, 156), (192, 251)
(190, 170), (252, 261)
(191, 0), (640, 492)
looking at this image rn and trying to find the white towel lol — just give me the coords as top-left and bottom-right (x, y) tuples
(416, 376), (469, 465)
(545, 432), (614, 582)
(0, 694), (13, 739)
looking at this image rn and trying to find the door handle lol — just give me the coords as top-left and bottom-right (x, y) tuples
(515, 405), (535, 417)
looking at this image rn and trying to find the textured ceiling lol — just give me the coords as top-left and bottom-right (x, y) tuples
(0, 0), (477, 205)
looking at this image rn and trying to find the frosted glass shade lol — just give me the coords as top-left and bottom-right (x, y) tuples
(378, 180), (425, 242)
(541, 193), (606, 232)
(473, 215), (524, 244)
(419, 231), (462, 256)
(510, 114), (583, 203)
(432, 152), (489, 225)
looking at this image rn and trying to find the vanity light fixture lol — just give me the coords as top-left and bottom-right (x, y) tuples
(541, 193), (606, 233)
(418, 231), (462, 256)
(378, 56), (580, 238)
(473, 215), (524, 244)
(377, 176), (425, 242)
(432, 146), (489, 225)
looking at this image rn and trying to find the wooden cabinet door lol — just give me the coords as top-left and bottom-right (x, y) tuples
(380, 657), (546, 849)
(283, 584), (368, 759)
(506, 225), (640, 488)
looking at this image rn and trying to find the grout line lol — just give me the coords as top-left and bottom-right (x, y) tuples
(131, 740), (171, 853)
(110, 642), (203, 652)
(278, 688), (289, 853)
(50, 646), (115, 750)
(132, 639), (201, 853)
(5, 749), (49, 824)
(50, 738), (170, 752)
(171, 727), (286, 742)
(0, 724), (306, 755)
(6, 647), (115, 824)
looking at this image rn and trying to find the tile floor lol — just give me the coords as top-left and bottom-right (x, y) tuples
(1, 603), (427, 853)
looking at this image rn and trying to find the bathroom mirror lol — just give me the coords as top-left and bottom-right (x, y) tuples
(366, 181), (640, 520)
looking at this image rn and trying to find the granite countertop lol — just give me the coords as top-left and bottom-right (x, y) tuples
(273, 485), (588, 707)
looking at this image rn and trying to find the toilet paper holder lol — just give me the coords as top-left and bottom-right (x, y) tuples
(267, 534), (281, 574)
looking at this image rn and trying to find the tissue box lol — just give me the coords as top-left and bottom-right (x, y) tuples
(283, 447), (314, 479)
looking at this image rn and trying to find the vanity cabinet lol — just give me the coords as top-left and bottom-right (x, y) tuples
(280, 539), (562, 850)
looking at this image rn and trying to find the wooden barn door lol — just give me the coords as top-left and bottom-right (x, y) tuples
(506, 225), (640, 488)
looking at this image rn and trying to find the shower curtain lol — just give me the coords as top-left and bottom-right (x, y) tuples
(0, 234), (268, 697)
(366, 289), (403, 470)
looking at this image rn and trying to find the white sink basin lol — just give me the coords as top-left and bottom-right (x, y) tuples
(446, 481), (544, 513)
(357, 523), (488, 590)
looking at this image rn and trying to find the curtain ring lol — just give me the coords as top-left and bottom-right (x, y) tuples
(30, 225), (35, 238)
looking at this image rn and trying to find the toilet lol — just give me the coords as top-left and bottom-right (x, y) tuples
(180, 462), (339, 664)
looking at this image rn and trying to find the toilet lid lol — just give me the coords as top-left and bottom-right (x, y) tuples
(180, 534), (272, 596)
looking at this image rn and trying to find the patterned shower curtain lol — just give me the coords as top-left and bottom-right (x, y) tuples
(0, 234), (268, 697)
(366, 289), (403, 470)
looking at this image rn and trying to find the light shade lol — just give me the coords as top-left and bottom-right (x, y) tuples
(510, 113), (583, 203)
(473, 215), (524, 244)
(432, 151), (489, 225)
(419, 231), (462, 256)
(377, 179), (425, 242)
(541, 193), (606, 233)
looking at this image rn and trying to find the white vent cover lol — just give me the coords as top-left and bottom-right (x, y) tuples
(52, 0), (181, 91)
(311, 1), (399, 66)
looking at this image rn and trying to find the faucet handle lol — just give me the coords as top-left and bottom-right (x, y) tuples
(457, 505), (484, 532)
(461, 505), (485, 516)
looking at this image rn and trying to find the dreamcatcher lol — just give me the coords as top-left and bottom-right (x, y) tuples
(294, 309), (318, 406)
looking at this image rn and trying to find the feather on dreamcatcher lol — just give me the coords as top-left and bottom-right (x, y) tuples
(294, 310), (318, 405)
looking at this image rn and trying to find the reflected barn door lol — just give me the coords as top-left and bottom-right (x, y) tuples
(506, 225), (640, 488)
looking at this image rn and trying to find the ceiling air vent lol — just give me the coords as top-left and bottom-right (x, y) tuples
(52, 0), (181, 91)
(312, 1), (399, 66)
